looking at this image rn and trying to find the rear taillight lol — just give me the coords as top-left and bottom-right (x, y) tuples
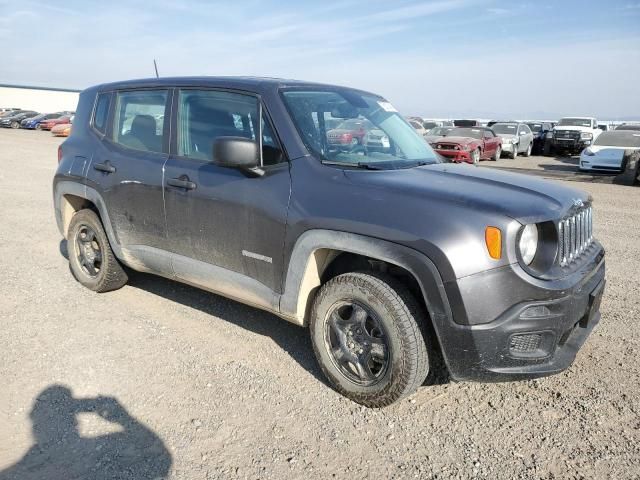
(57, 145), (62, 164)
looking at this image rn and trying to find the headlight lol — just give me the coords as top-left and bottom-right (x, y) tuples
(580, 132), (593, 140)
(463, 144), (471, 151)
(583, 147), (595, 156)
(518, 224), (538, 265)
(511, 138), (518, 144)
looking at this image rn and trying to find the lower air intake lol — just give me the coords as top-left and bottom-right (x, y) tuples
(510, 333), (542, 353)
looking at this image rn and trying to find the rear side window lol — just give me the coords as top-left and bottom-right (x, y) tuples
(93, 93), (111, 134)
(112, 90), (168, 153)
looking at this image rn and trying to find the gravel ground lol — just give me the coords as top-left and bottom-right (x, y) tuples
(1, 129), (639, 479)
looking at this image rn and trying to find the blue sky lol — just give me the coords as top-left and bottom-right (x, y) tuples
(1, 0), (639, 119)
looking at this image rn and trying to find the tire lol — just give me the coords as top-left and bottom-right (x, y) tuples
(10, 121), (19, 129)
(523, 142), (532, 157)
(35, 124), (42, 130)
(492, 145), (501, 161)
(511, 144), (518, 159)
(310, 271), (429, 407)
(471, 148), (480, 164)
(67, 209), (128, 292)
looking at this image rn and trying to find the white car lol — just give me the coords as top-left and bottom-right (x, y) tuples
(408, 119), (428, 136)
(579, 130), (640, 172)
(491, 122), (534, 158)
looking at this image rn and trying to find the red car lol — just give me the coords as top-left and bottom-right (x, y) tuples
(326, 118), (373, 148)
(430, 127), (502, 164)
(40, 115), (71, 131)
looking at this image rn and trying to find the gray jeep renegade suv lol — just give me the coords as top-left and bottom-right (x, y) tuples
(53, 77), (605, 407)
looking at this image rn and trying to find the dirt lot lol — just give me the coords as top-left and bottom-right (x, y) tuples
(1, 129), (639, 479)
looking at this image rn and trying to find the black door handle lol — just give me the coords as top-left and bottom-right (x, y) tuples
(94, 162), (116, 174)
(167, 176), (196, 190)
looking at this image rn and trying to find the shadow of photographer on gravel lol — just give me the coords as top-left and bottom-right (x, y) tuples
(0, 385), (171, 480)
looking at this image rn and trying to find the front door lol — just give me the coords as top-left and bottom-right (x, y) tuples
(482, 129), (499, 158)
(87, 89), (170, 256)
(163, 88), (291, 294)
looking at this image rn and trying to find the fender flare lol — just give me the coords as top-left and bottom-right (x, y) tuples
(279, 229), (454, 332)
(53, 180), (124, 258)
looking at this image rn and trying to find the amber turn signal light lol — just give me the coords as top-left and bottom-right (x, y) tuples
(485, 226), (502, 259)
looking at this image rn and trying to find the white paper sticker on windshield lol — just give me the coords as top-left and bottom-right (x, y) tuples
(378, 101), (397, 112)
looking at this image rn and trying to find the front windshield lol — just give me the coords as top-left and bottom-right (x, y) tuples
(447, 127), (483, 139)
(594, 131), (640, 148)
(527, 123), (542, 132)
(558, 118), (592, 127)
(428, 127), (453, 136)
(492, 124), (518, 134)
(281, 89), (439, 169)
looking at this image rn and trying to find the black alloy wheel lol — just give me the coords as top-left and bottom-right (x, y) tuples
(325, 301), (389, 386)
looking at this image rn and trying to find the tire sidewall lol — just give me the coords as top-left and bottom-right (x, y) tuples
(310, 275), (417, 399)
(68, 210), (110, 290)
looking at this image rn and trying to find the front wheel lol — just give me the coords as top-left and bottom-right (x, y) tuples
(10, 121), (19, 129)
(310, 272), (429, 407)
(524, 143), (532, 157)
(471, 148), (480, 164)
(67, 209), (128, 292)
(511, 144), (518, 159)
(492, 145), (501, 161)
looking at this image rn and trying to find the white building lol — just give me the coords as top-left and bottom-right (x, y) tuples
(0, 84), (80, 113)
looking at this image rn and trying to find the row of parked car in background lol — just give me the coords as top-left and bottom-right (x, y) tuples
(0, 107), (74, 136)
(407, 116), (640, 173)
(2, 105), (638, 174)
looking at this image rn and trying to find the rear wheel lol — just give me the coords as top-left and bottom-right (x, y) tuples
(310, 271), (429, 407)
(35, 124), (42, 130)
(67, 209), (128, 292)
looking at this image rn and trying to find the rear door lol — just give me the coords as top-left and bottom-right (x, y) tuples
(163, 88), (291, 293)
(87, 89), (170, 263)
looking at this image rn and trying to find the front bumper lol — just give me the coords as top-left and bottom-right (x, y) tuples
(501, 142), (517, 153)
(434, 149), (473, 164)
(436, 248), (605, 382)
(553, 138), (591, 151)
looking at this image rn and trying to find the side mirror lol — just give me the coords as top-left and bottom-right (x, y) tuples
(212, 137), (263, 175)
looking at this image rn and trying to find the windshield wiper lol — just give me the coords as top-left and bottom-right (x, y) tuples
(321, 160), (384, 170)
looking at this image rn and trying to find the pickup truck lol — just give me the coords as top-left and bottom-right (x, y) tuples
(551, 117), (602, 156)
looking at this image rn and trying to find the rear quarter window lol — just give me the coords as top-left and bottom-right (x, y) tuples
(93, 93), (111, 134)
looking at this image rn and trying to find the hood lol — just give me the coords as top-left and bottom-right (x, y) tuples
(328, 128), (362, 135)
(496, 133), (517, 140)
(554, 125), (592, 132)
(434, 136), (476, 145)
(344, 163), (589, 224)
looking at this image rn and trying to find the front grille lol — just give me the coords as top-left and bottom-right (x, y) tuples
(436, 143), (458, 150)
(555, 130), (580, 139)
(558, 206), (593, 266)
(510, 333), (542, 353)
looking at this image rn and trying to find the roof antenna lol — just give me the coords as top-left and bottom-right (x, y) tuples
(153, 59), (160, 78)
